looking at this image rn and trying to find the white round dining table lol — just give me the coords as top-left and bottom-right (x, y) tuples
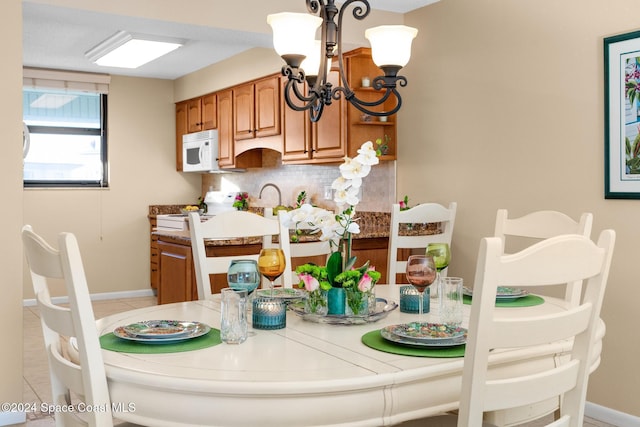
(96, 285), (597, 427)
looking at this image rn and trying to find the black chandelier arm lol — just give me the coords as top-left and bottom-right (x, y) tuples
(348, 90), (403, 117)
(308, 98), (325, 122)
(283, 77), (321, 113)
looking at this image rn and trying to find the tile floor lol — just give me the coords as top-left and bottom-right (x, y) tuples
(21, 296), (618, 427)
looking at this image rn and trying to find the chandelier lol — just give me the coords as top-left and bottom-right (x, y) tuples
(267, 0), (418, 122)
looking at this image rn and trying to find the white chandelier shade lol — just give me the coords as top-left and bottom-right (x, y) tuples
(365, 25), (419, 68)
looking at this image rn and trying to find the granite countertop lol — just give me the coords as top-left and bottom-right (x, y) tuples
(150, 206), (440, 247)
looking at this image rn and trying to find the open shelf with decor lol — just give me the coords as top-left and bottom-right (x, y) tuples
(344, 47), (398, 161)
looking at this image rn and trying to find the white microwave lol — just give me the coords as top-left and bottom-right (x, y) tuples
(182, 130), (219, 172)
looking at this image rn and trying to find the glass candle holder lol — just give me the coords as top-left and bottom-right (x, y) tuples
(399, 285), (430, 314)
(252, 296), (286, 330)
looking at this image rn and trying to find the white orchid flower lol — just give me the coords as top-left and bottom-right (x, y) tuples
(331, 176), (350, 191)
(355, 141), (380, 166)
(339, 157), (371, 180)
(334, 186), (360, 206)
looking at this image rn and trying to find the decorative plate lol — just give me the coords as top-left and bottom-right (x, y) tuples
(114, 321), (210, 344)
(380, 326), (467, 348)
(382, 322), (467, 345)
(256, 288), (307, 300)
(122, 320), (198, 338)
(463, 286), (529, 300)
(289, 298), (398, 325)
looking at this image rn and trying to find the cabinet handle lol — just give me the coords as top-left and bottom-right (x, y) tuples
(151, 254), (157, 257)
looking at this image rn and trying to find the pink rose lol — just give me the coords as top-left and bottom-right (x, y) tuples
(399, 200), (406, 209)
(358, 272), (373, 292)
(299, 273), (319, 292)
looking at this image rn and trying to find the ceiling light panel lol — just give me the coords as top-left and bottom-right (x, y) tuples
(86, 31), (183, 69)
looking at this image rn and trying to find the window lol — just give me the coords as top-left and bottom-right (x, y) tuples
(23, 68), (110, 188)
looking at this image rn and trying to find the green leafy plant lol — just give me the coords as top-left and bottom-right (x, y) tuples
(626, 133), (640, 174)
(375, 134), (390, 156)
(232, 192), (249, 210)
(295, 191), (308, 208)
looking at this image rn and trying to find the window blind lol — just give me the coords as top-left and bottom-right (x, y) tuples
(23, 67), (110, 94)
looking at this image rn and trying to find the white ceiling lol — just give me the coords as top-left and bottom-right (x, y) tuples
(22, 1), (438, 80)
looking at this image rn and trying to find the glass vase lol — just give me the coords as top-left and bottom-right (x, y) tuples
(327, 287), (346, 315)
(345, 288), (372, 316)
(305, 289), (328, 315)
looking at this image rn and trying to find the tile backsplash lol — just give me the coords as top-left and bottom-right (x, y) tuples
(202, 150), (396, 212)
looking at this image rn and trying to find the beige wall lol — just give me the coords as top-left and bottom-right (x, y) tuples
(22, 76), (201, 299)
(1, 0), (23, 418)
(174, 47), (283, 102)
(402, 0), (639, 417)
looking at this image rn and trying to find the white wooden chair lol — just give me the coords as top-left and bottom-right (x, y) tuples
(494, 209), (593, 306)
(188, 211), (280, 300)
(417, 230), (615, 427)
(387, 202), (457, 285)
(278, 210), (337, 288)
(21, 225), (140, 427)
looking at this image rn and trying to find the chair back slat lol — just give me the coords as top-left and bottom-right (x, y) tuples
(494, 209), (594, 307)
(387, 202), (457, 285)
(495, 210), (593, 241)
(491, 306), (591, 348)
(484, 361), (581, 412)
(37, 291), (75, 339)
(188, 211), (281, 299)
(49, 342), (85, 397)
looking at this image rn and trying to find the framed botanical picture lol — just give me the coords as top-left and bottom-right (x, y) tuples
(604, 30), (640, 199)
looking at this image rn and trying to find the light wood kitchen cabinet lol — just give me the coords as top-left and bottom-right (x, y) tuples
(157, 240), (197, 304)
(187, 93), (217, 133)
(217, 89), (234, 167)
(175, 101), (188, 171)
(156, 237), (265, 304)
(218, 89), (262, 169)
(281, 68), (347, 163)
(344, 47), (397, 160)
(233, 75), (280, 141)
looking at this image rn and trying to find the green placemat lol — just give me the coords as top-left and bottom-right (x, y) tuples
(463, 294), (544, 307)
(361, 330), (465, 358)
(100, 329), (221, 354)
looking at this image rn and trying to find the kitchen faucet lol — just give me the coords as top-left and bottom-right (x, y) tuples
(259, 183), (282, 206)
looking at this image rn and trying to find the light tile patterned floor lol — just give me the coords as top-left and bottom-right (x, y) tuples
(21, 296), (618, 427)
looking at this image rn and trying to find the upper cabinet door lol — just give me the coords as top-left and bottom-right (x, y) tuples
(187, 98), (203, 133)
(255, 75), (280, 138)
(233, 83), (254, 141)
(311, 68), (347, 160)
(234, 75), (281, 141)
(201, 93), (217, 130)
(217, 89), (234, 167)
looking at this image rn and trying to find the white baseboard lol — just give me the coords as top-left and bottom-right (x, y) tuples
(0, 411), (26, 426)
(23, 289), (155, 307)
(586, 401), (640, 426)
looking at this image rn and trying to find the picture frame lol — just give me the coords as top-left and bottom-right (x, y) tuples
(604, 30), (640, 199)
